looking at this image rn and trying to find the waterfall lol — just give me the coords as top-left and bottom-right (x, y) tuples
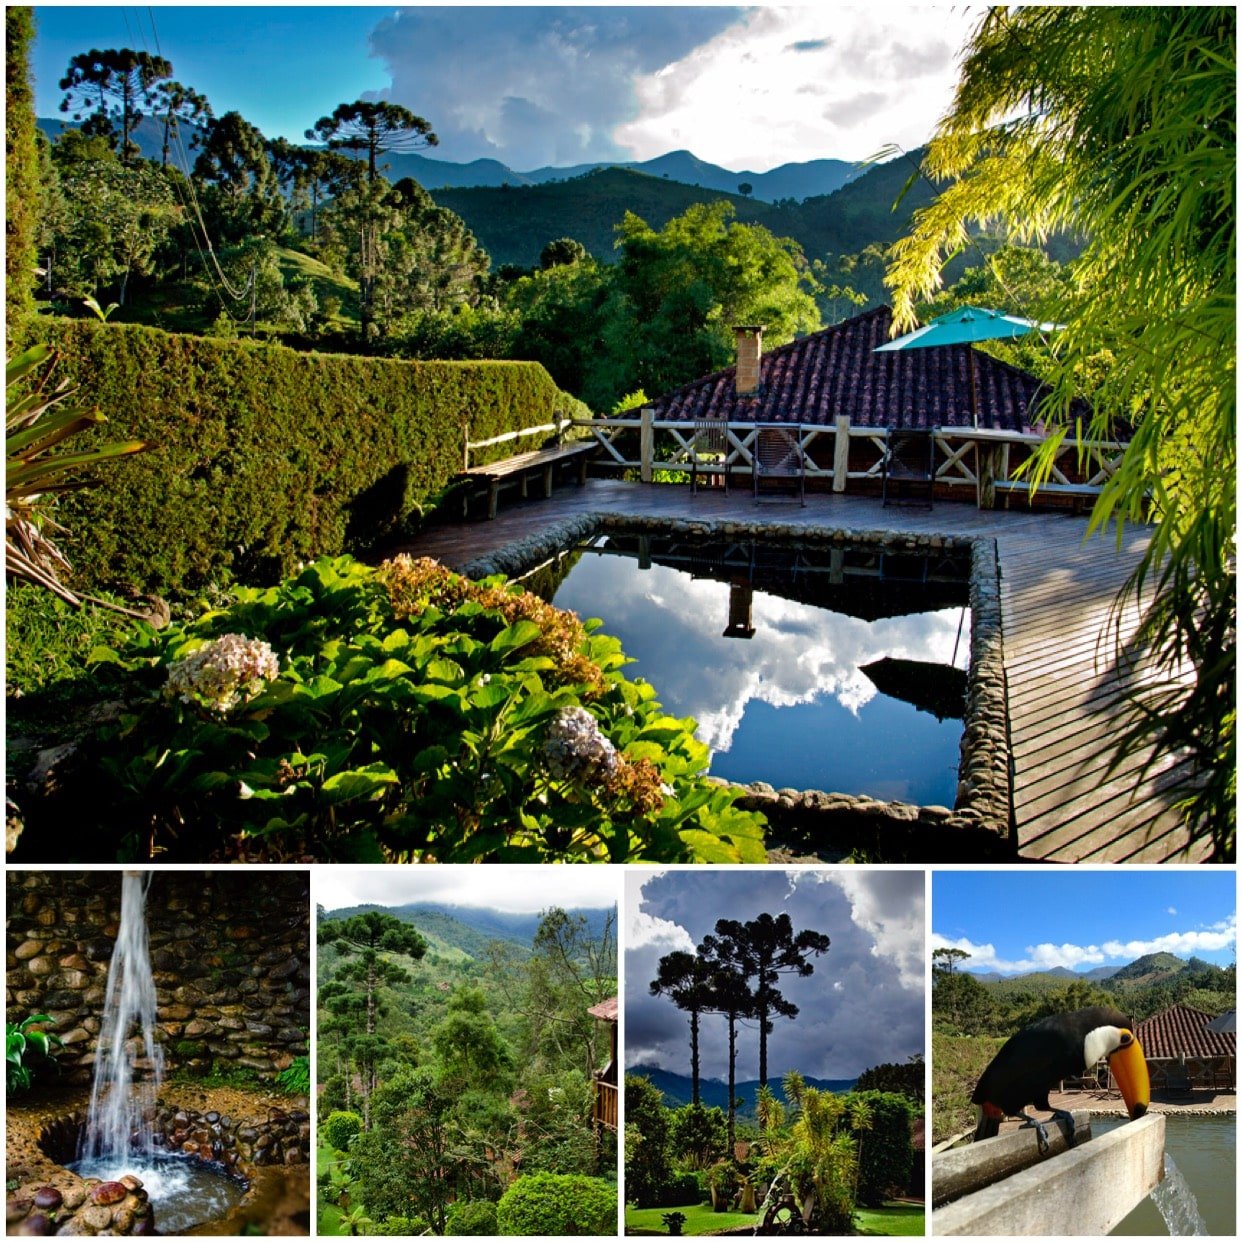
(1151, 1153), (1209, 1236)
(79, 871), (164, 1166)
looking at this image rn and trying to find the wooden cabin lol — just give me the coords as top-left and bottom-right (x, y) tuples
(589, 996), (618, 1131)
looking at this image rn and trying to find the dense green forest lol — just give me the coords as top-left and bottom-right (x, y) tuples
(19, 27), (1079, 417)
(930, 949), (1236, 1142)
(316, 903), (618, 1236)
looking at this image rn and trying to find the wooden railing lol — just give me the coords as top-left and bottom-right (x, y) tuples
(570, 412), (1125, 509)
(464, 417), (574, 469)
(593, 1079), (618, 1131)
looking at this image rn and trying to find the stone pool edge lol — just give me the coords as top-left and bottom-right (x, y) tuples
(455, 511), (1013, 862)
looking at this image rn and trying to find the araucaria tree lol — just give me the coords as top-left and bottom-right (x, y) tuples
(306, 99), (437, 183)
(717, 912), (830, 1089)
(650, 949), (714, 1105)
(59, 47), (172, 162)
(317, 911), (427, 1128)
(886, 7), (1236, 858)
(698, 927), (756, 1155)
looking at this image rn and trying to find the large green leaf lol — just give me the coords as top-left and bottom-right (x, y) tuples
(320, 764), (400, 805)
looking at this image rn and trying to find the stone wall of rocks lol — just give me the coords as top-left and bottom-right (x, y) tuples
(458, 511), (1015, 859)
(6, 871), (309, 1084)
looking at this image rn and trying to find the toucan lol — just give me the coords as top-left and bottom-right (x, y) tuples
(972, 1005), (1150, 1145)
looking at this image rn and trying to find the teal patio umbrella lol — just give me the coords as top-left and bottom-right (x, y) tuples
(874, 305), (1063, 427)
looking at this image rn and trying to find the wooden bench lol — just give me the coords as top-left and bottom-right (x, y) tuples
(994, 479), (1100, 512)
(454, 440), (595, 519)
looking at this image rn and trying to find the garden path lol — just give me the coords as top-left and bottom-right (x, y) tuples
(387, 480), (1210, 864)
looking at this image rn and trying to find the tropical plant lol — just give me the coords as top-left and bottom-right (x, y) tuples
(6, 1013), (63, 1091)
(662, 1210), (687, 1235)
(5, 344), (148, 605)
(885, 6), (1236, 858)
(275, 1054), (310, 1095)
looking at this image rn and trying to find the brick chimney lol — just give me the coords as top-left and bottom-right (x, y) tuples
(734, 324), (765, 396)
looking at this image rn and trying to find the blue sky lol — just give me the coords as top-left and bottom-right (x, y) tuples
(626, 870), (924, 1082)
(30, 5), (979, 170)
(933, 872), (1237, 975)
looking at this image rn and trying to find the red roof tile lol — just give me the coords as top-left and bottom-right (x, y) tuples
(1135, 1004), (1236, 1059)
(647, 306), (1063, 433)
(588, 996), (618, 1022)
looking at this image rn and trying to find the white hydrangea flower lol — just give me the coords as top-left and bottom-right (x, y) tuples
(166, 633), (280, 713)
(544, 706), (620, 785)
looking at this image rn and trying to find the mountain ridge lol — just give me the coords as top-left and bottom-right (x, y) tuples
(36, 117), (858, 202)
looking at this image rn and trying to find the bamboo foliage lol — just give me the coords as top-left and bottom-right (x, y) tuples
(885, 7), (1236, 857)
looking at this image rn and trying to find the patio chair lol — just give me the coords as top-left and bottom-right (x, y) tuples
(752, 423), (806, 506)
(690, 418), (731, 494)
(881, 426), (936, 508)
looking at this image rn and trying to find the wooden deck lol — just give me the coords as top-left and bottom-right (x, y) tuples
(385, 480), (1210, 863)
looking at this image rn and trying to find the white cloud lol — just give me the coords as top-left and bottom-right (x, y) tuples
(558, 555), (965, 755)
(812, 871), (924, 991)
(316, 865), (620, 915)
(625, 871), (695, 952)
(932, 912), (1238, 974)
(1167, 907), (1178, 916)
(615, 6), (980, 168)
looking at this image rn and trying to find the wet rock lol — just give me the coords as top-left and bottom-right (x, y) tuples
(17, 1211), (53, 1235)
(80, 1205), (115, 1231)
(90, 1181), (128, 1206)
(31, 1188), (62, 1212)
(117, 1176), (144, 1193)
(7, 1198), (33, 1224)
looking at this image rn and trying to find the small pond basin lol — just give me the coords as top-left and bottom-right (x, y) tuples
(534, 530), (972, 806)
(69, 1152), (246, 1235)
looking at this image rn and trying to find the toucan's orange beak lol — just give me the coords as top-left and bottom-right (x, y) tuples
(1110, 1032), (1150, 1120)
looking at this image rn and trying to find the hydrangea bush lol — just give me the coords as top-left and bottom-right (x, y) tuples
(30, 555), (766, 864)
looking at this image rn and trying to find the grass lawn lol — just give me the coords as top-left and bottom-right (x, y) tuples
(317, 1139), (346, 1236)
(625, 1199), (925, 1236)
(855, 1201), (926, 1235)
(625, 1200), (757, 1235)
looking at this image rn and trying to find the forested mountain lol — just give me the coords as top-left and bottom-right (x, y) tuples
(37, 117), (856, 201)
(320, 901), (613, 956)
(628, 1065), (857, 1116)
(431, 153), (933, 268)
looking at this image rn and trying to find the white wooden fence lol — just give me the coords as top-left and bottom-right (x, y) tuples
(569, 410), (1126, 509)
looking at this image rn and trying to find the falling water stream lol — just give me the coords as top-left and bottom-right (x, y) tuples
(78, 871), (164, 1166)
(1150, 1155), (1209, 1237)
(68, 871), (245, 1233)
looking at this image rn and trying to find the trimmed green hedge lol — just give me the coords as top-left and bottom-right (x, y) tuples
(33, 319), (587, 595)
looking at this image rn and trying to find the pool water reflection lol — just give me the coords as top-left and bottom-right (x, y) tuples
(540, 534), (971, 807)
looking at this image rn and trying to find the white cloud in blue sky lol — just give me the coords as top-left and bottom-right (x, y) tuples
(931, 912), (1238, 975)
(33, 5), (981, 170)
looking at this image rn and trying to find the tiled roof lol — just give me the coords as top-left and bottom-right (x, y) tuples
(1135, 1004), (1237, 1059)
(647, 305), (1061, 433)
(588, 996), (618, 1022)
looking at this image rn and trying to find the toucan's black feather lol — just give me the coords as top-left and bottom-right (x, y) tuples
(972, 1006), (1133, 1125)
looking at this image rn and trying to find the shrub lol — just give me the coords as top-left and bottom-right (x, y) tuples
(496, 1172), (616, 1236)
(852, 1091), (916, 1207)
(368, 1217), (428, 1236)
(656, 1172), (704, 1208)
(6, 1014), (62, 1092)
(32, 318), (589, 596)
(13, 555), (766, 864)
(322, 1110), (363, 1152)
(445, 1199), (499, 1235)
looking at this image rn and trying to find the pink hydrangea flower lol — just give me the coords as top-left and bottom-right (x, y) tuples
(166, 633), (279, 713)
(544, 706), (620, 785)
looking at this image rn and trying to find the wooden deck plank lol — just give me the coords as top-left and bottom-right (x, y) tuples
(390, 479), (1208, 863)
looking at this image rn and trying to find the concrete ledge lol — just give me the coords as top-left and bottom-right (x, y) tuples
(933, 1114), (1165, 1236)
